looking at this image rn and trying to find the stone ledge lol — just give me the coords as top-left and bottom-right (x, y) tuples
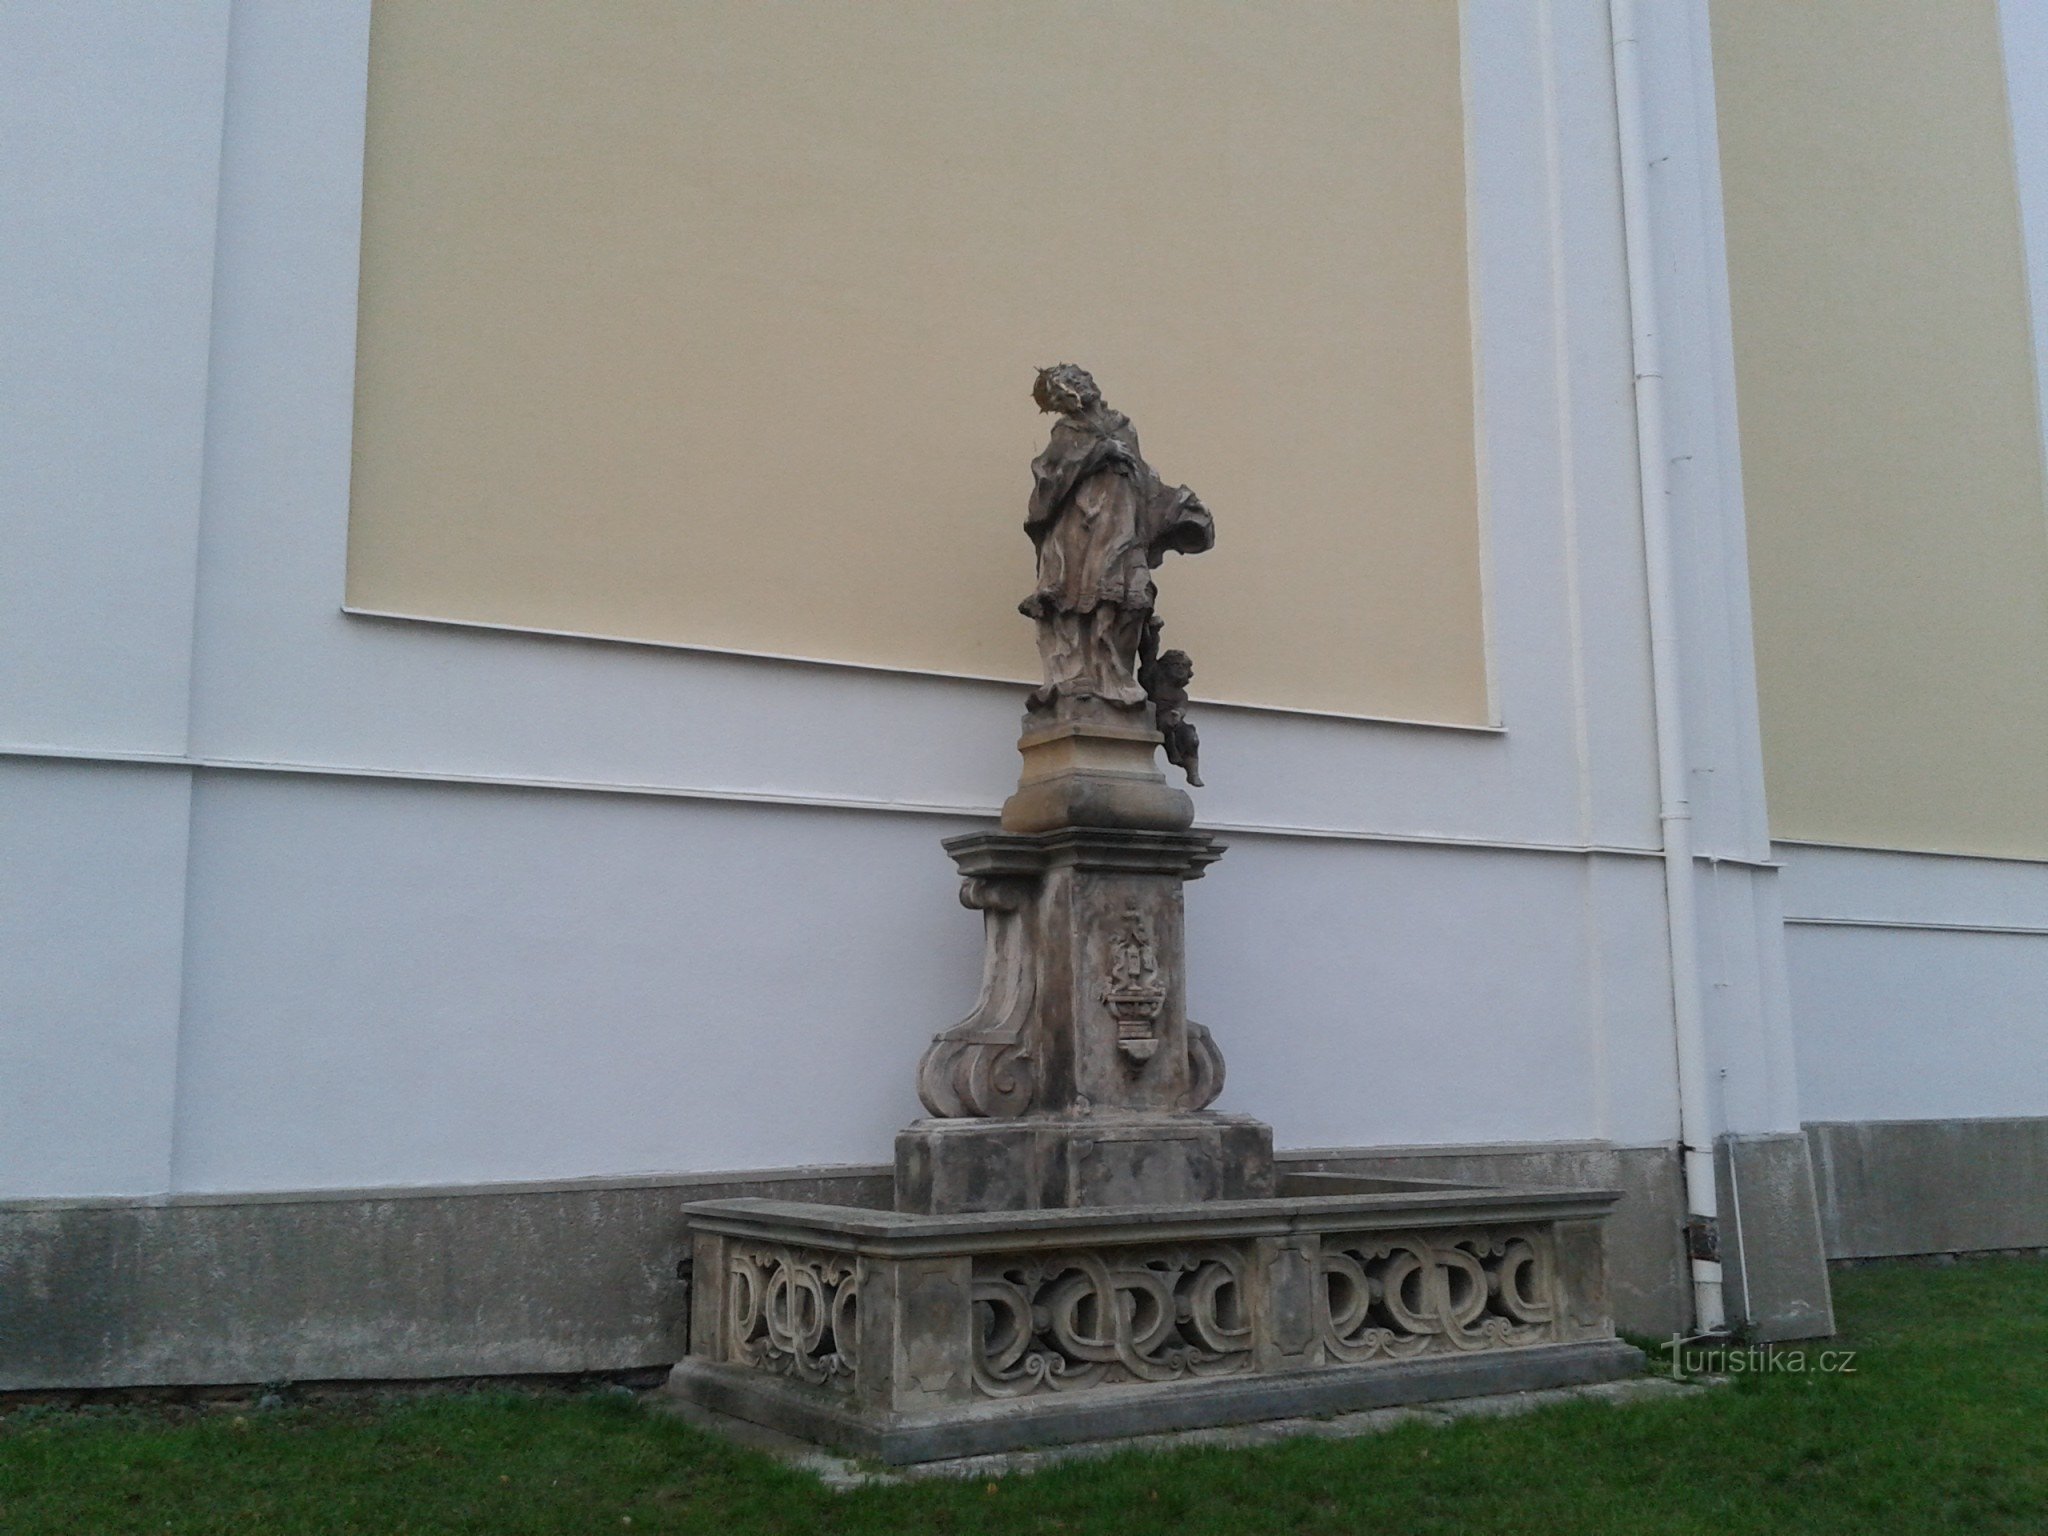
(671, 1340), (1644, 1465)
(662, 1373), (1703, 1487)
(684, 1180), (1624, 1252)
(0, 1142), (1718, 1390)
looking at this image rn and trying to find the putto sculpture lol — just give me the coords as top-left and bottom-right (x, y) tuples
(1139, 618), (1203, 787)
(1021, 364), (1210, 784)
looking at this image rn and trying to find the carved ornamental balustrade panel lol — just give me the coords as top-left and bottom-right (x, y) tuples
(725, 1242), (859, 1393)
(971, 1244), (1254, 1397)
(1316, 1226), (1560, 1360)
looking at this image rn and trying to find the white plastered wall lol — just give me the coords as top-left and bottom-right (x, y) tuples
(1770, 1), (2048, 1129)
(2, 0), (1794, 1200)
(0, 0), (230, 1196)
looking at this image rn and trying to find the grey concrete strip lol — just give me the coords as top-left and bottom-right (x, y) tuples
(1807, 1118), (2048, 1261)
(655, 1375), (1705, 1490)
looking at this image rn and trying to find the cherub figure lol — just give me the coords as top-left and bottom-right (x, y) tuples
(1138, 617), (1203, 787)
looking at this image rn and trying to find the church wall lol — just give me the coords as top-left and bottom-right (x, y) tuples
(155, 772), (1683, 1195)
(1, 0), (1688, 1190)
(1779, 842), (2048, 1125)
(1704, 0), (2048, 1264)
(170, 0), (1686, 1188)
(0, 0), (1854, 1379)
(0, 761), (191, 1201)
(0, 0), (228, 759)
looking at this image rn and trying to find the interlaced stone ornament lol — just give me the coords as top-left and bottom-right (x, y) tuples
(1316, 1227), (1560, 1362)
(725, 1243), (859, 1392)
(971, 1245), (1253, 1396)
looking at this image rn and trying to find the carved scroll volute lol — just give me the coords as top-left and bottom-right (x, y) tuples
(916, 876), (1039, 1117)
(1178, 1020), (1226, 1112)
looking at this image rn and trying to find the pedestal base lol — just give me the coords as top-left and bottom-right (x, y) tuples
(895, 1112), (1275, 1214)
(669, 1174), (1638, 1464)
(1000, 719), (1192, 834)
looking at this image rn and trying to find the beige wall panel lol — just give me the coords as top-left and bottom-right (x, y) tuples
(346, 0), (1487, 723)
(1716, 0), (2048, 858)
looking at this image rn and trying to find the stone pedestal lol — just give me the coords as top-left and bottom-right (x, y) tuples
(921, 825), (1225, 1115)
(904, 815), (1274, 1214)
(666, 694), (1640, 1460)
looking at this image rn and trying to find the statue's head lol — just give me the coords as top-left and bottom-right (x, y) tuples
(1157, 649), (1195, 686)
(1033, 364), (1101, 416)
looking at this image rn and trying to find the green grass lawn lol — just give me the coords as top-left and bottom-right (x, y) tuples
(4, 1258), (2044, 1535)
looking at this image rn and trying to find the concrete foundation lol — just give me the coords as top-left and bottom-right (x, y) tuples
(5, 1127), (1903, 1393)
(1807, 1116), (2048, 1260)
(0, 1168), (885, 1392)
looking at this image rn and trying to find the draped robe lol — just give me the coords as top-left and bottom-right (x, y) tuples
(1020, 410), (1214, 707)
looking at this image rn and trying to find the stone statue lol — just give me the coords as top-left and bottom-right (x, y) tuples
(672, 368), (1635, 1460)
(1138, 617), (1202, 787)
(1020, 365), (1214, 731)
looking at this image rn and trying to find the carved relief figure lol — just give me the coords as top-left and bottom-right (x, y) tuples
(1021, 365), (1214, 717)
(1101, 904), (1167, 1064)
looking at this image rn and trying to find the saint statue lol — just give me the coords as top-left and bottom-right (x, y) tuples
(1020, 366), (1214, 720)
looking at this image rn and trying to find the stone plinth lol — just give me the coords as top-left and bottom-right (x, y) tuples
(907, 823), (1273, 1214)
(668, 1174), (1641, 1465)
(922, 826), (1226, 1118)
(895, 1111), (1274, 1214)
(1000, 719), (1192, 834)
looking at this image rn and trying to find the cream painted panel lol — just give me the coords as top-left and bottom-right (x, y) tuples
(1715, 0), (2048, 859)
(346, 0), (1486, 723)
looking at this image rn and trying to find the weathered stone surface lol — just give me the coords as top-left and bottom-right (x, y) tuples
(0, 1167), (888, 1392)
(999, 721), (1193, 835)
(672, 1339), (1642, 1466)
(1716, 1132), (1836, 1341)
(1018, 365), (1213, 744)
(895, 1112), (1275, 1214)
(662, 1374), (1708, 1486)
(916, 827), (1233, 1126)
(906, 817), (1267, 1218)
(1807, 1116), (2048, 1260)
(1285, 1142), (1693, 1340)
(667, 1182), (1637, 1464)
